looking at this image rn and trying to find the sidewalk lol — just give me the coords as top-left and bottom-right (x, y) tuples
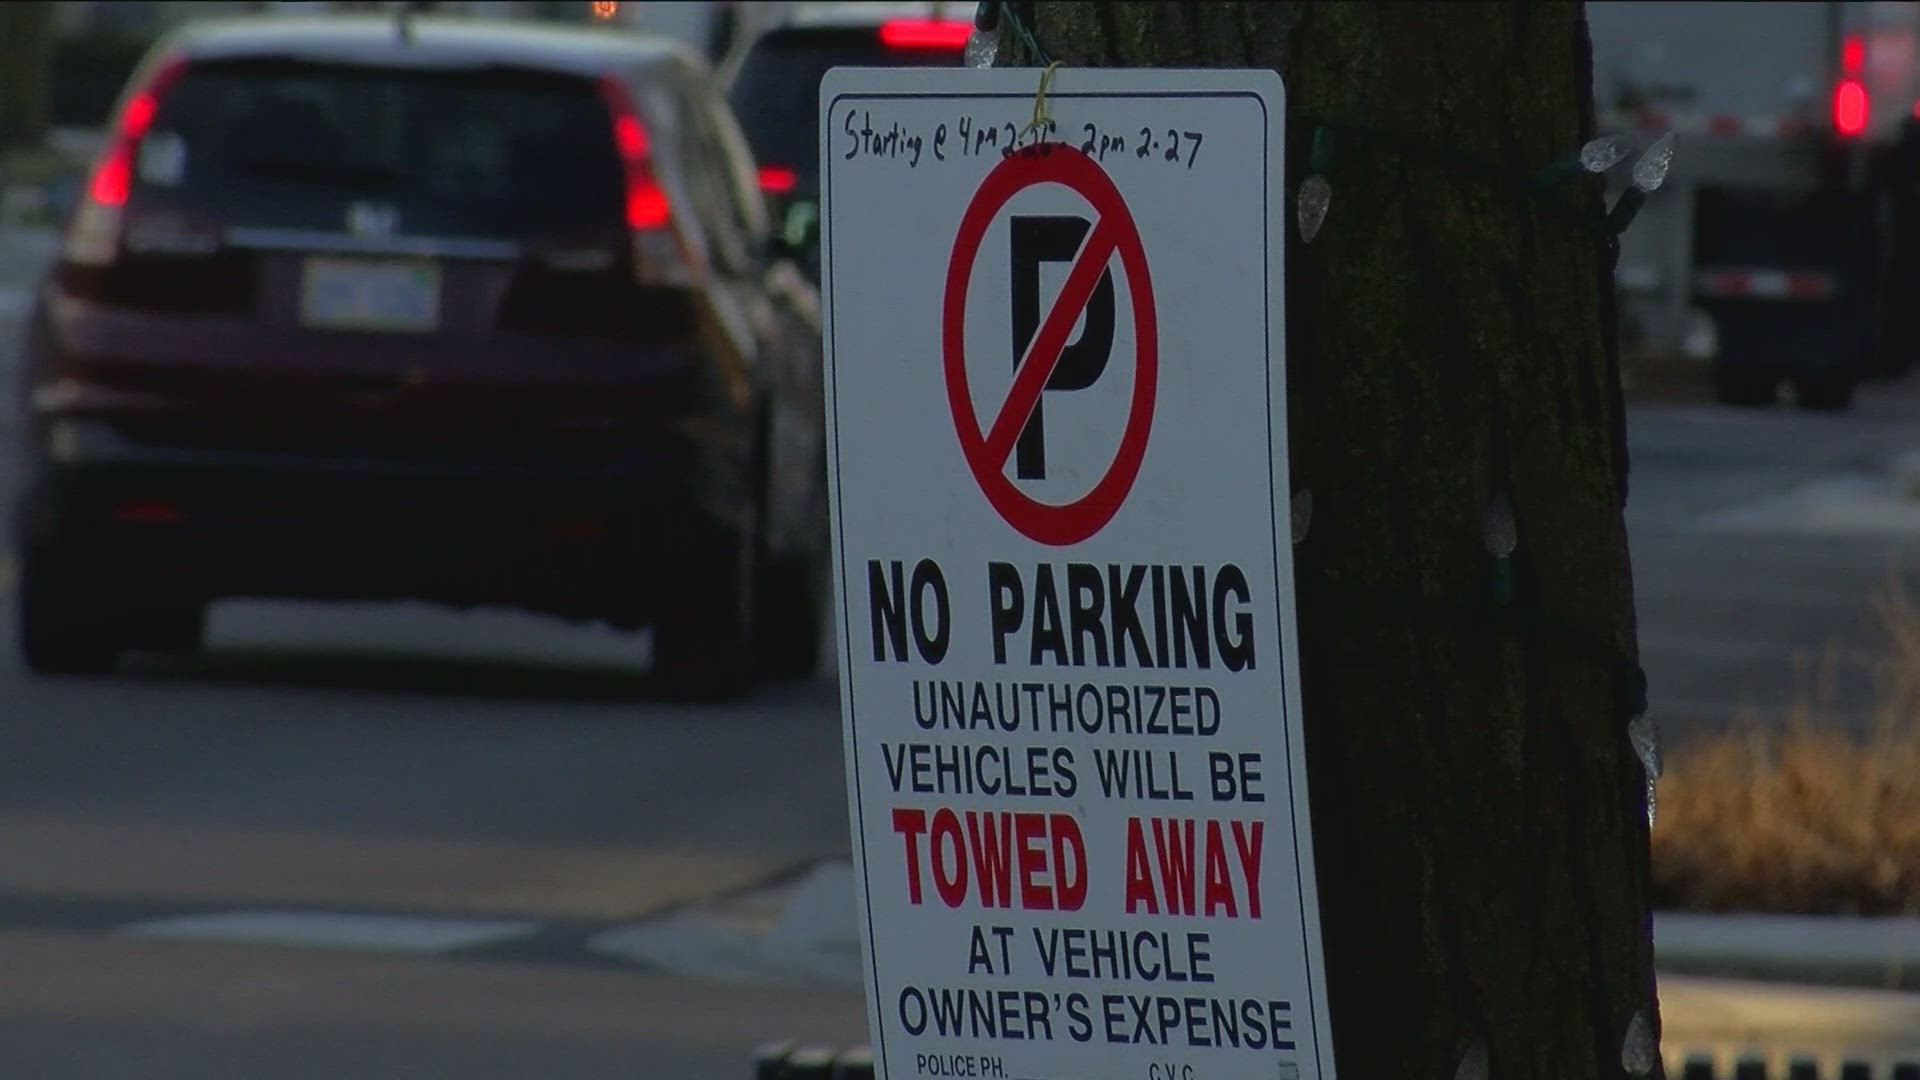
(593, 859), (1920, 995)
(607, 864), (1920, 1075)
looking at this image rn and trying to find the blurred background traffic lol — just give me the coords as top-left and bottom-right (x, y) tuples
(2, 2), (1920, 1077)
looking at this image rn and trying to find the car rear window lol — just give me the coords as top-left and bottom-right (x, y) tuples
(138, 59), (626, 240)
(728, 27), (958, 188)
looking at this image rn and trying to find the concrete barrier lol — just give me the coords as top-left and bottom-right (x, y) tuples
(756, 978), (1920, 1079)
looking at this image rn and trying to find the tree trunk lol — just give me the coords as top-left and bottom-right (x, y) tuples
(1016, 3), (1658, 1076)
(0, 2), (59, 152)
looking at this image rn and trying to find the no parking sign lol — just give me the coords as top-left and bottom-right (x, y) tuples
(820, 68), (1333, 1080)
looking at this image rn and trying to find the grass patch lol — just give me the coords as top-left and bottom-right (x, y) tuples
(1651, 584), (1920, 916)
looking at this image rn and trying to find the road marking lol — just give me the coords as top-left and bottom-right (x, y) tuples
(1698, 476), (1920, 534)
(0, 810), (785, 921)
(117, 910), (540, 955)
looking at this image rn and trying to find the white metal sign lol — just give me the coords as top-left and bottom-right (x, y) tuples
(821, 67), (1332, 1080)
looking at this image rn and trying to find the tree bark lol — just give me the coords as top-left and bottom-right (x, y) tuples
(1016, 3), (1657, 1077)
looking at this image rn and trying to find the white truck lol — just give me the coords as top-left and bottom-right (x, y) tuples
(1589, 0), (1920, 409)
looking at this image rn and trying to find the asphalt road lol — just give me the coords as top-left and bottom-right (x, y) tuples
(2, 232), (1919, 1075)
(1627, 384), (1920, 735)
(0, 240), (869, 1076)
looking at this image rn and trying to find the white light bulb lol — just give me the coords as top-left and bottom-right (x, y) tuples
(1297, 176), (1331, 243)
(1628, 714), (1661, 781)
(1621, 1011), (1659, 1076)
(1580, 134), (1633, 173)
(1456, 1043), (1489, 1080)
(965, 28), (999, 68)
(1483, 497), (1517, 558)
(1632, 132), (1675, 191)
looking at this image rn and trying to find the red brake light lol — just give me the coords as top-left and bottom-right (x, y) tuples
(87, 55), (189, 209)
(612, 114), (648, 160)
(879, 18), (972, 51)
(1835, 78), (1870, 137)
(758, 164), (798, 194)
(111, 500), (184, 525)
(597, 76), (671, 231)
(1843, 33), (1866, 76)
(88, 148), (135, 208)
(625, 184), (670, 232)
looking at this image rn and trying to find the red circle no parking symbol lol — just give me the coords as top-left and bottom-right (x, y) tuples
(942, 145), (1157, 547)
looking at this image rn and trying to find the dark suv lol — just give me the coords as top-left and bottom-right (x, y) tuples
(726, 3), (970, 276)
(16, 15), (828, 693)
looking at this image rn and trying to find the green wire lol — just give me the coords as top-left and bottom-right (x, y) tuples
(999, 1), (1052, 65)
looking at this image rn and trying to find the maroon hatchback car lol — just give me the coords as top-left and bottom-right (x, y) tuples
(15, 14), (828, 693)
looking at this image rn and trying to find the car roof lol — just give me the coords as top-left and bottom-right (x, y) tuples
(154, 14), (694, 80)
(780, 2), (970, 30)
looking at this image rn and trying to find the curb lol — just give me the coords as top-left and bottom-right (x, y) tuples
(1656, 913), (1920, 993)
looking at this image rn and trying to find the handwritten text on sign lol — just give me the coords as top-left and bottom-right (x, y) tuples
(821, 68), (1328, 1080)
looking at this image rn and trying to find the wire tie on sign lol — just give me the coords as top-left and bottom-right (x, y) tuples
(1024, 60), (1064, 143)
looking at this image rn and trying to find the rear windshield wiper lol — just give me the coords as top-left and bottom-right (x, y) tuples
(226, 160), (402, 185)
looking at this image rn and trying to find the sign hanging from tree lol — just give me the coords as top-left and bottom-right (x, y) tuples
(820, 67), (1333, 1080)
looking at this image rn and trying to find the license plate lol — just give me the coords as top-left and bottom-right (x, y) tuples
(300, 258), (440, 332)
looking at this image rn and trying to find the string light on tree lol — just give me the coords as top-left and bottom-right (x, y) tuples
(1456, 1041), (1490, 1080)
(1628, 712), (1661, 826)
(1621, 1010), (1660, 1075)
(1297, 175), (1332, 243)
(1580, 134), (1633, 173)
(968, 0), (1000, 67)
(1482, 495), (1518, 558)
(1632, 132), (1676, 192)
(966, 30), (1000, 68)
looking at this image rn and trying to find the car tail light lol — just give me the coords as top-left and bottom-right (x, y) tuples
(598, 75), (697, 287)
(111, 500), (185, 525)
(69, 55), (192, 266)
(598, 76), (670, 230)
(879, 18), (972, 51)
(1834, 78), (1870, 137)
(758, 164), (798, 195)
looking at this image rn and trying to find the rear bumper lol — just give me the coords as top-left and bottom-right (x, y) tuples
(13, 420), (732, 624)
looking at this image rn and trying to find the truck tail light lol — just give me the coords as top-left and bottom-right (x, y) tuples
(879, 18), (972, 51)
